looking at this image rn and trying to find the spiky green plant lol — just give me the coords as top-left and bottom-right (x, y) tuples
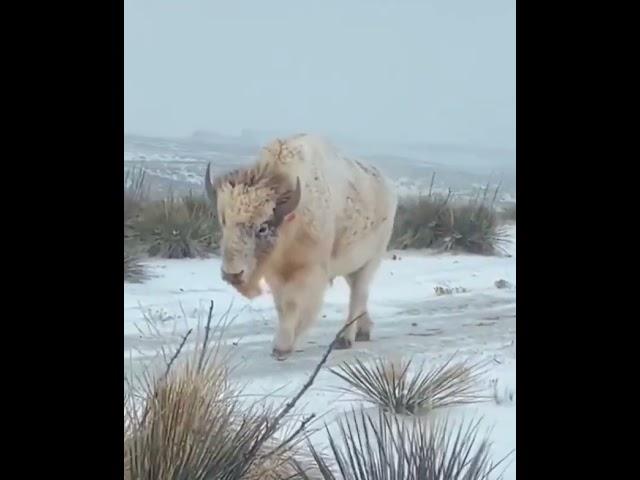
(182, 190), (221, 248)
(390, 182), (511, 255)
(441, 202), (510, 255)
(390, 192), (452, 250)
(133, 194), (218, 258)
(330, 355), (489, 415)
(296, 409), (512, 480)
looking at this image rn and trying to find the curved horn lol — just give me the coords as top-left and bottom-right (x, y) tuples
(274, 177), (301, 225)
(204, 163), (216, 204)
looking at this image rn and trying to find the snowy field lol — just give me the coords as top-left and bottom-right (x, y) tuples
(124, 227), (516, 478)
(124, 133), (516, 203)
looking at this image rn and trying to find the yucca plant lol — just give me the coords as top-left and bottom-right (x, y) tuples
(500, 203), (516, 223)
(182, 190), (221, 249)
(330, 354), (489, 415)
(390, 191), (452, 250)
(296, 409), (511, 480)
(440, 183), (510, 255)
(124, 248), (146, 283)
(442, 202), (510, 255)
(183, 189), (216, 218)
(134, 194), (217, 258)
(391, 182), (511, 255)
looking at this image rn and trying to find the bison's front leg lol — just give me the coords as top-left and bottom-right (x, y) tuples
(225, 264), (265, 300)
(271, 266), (328, 360)
(233, 280), (262, 299)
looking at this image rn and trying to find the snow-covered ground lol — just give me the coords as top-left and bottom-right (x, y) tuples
(124, 227), (516, 478)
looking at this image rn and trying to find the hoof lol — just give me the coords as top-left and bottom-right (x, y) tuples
(355, 330), (371, 342)
(272, 348), (292, 361)
(334, 337), (353, 350)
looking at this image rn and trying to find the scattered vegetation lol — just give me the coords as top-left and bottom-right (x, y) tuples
(124, 352), (307, 480)
(391, 191), (452, 249)
(434, 285), (469, 296)
(490, 379), (515, 406)
(126, 167), (513, 259)
(125, 303), (307, 480)
(494, 279), (514, 290)
(123, 167), (220, 261)
(124, 303), (511, 479)
(124, 168), (149, 282)
(330, 354), (489, 415)
(124, 168), (148, 228)
(124, 305), (355, 480)
(390, 178), (512, 255)
(441, 202), (510, 255)
(124, 249), (146, 283)
(500, 203), (516, 223)
(134, 193), (218, 258)
(297, 410), (511, 480)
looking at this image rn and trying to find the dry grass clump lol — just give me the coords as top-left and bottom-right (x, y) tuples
(330, 354), (489, 415)
(124, 169), (149, 281)
(440, 202), (510, 255)
(133, 192), (219, 259)
(390, 179), (511, 255)
(123, 166), (220, 259)
(124, 361), (303, 480)
(390, 191), (453, 249)
(123, 304), (357, 480)
(500, 203), (516, 223)
(296, 409), (511, 480)
(124, 248), (146, 283)
(123, 308), (304, 480)
(124, 168), (148, 230)
(434, 285), (469, 296)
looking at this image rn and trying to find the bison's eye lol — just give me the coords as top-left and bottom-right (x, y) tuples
(256, 223), (269, 237)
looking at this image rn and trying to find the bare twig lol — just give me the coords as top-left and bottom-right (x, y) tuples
(197, 301), (215, 373)
(481, 181), (491, 205)
(163, 328), (193, 379)
(261, 413), (317, 461)
(135, 328), (193, 428)
(277, 314), (363, 423)
(433, 188), (453, 221)
(491, 180), (502, 209)
(243, 313), (364, 472)
(428, 171), (436, 198)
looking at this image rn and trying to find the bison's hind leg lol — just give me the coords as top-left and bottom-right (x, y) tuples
(338, 256), (383, 349)
(355, 312), (373, 341)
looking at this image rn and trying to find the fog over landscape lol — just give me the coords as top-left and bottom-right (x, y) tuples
(125, 0), (515, 196)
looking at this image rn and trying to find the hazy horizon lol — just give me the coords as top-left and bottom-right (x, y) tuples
(125, 0), (515, 150)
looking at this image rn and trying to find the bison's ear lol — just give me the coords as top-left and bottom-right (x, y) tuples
(273, 177), (301, 226)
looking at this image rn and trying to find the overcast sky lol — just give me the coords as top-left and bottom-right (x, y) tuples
(124, 0), (515, 149)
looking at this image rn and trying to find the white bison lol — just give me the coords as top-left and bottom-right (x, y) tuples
(205, 134), (397, 360)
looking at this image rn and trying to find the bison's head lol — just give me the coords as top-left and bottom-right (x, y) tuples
(205, 163), (301, 290)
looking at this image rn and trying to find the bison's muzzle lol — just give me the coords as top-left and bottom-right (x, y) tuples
(221, 269), (245, 286)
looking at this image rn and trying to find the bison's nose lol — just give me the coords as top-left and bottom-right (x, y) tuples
(221, 269), (244, 285)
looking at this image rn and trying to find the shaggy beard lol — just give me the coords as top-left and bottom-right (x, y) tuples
(232, 274), (270, 299)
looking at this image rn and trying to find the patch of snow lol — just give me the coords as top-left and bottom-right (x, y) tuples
(124, 228), (516, 478)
